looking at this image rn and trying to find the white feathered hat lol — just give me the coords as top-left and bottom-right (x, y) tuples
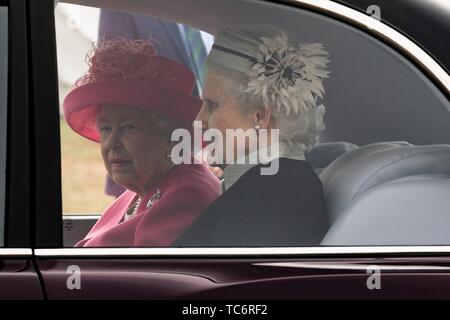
(206, 24), (330, 116)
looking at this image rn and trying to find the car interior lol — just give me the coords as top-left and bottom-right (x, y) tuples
(59, 0), (450, 247)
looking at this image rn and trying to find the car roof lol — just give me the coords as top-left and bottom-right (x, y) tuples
(63, 0), (449, 74)
(336, 0), (450, 72)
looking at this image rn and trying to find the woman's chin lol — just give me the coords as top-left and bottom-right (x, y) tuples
(110, 174), (136, 191)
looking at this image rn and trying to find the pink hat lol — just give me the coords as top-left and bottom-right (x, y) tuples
(63, 38), (201, 142)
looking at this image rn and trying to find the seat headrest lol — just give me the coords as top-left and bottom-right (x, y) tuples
(320, 142), (450, 224)
(305, 141), (358, 169)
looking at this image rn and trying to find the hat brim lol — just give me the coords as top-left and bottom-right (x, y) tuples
(63, 80), (201, 142)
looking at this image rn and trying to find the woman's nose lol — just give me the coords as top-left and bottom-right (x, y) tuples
(195, 105), (209, 130)
(104, 128), (122, 150)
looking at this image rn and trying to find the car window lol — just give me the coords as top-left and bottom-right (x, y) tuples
(55, 1), (450, 248)
(0, 6), (7, 247)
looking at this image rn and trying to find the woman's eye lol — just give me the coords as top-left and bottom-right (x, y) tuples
(122, 124), (135, 130)
(99, 126), (111, 133)
(204, 99), (218, 112)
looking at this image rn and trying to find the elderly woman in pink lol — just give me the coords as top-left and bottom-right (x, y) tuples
(63, 39), (221, 247)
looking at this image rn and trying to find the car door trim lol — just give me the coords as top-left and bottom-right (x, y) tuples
(34, 246), (450, 257)
(63, 215), (101, 220)
(252, 262), (450, 271)
(0, 248), (33, 256)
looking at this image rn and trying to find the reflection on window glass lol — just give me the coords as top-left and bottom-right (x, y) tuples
(56, 1), (450, 248)
(0, 7), (8, 247)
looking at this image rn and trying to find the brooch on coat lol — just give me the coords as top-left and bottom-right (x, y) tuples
(146, 188), (162, 209)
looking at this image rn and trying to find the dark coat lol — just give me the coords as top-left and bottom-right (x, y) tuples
(172, 158), (329, 247)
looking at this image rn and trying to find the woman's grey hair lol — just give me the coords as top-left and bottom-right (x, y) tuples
(213, 75), (325, 152)
(205, 24), (328, 153)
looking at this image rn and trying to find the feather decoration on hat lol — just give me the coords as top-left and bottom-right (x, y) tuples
(245, 31), (330, 115)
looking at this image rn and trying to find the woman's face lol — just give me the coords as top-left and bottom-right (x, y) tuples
(97, 104), (170, 195)
(196, 70), (255, 164)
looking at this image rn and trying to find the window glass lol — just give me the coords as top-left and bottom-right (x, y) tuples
(56, 1), (450, 248)
(0, 7), (8, 247)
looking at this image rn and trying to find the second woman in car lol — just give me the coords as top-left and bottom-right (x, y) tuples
(173, 25), (330, 246)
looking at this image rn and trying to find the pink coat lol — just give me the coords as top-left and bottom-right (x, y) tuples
(75, 164), (221, 247)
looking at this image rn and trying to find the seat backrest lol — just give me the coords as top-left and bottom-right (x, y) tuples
(321, 176), (450, 245)
(319, 142), (450, 224)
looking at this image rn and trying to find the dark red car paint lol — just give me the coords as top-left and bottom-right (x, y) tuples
(0, 259), (44, 300)
(36, 257), (450, 300)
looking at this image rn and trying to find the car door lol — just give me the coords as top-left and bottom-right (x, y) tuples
(32, 0), (450, 300)
(0, 0), (43, 300)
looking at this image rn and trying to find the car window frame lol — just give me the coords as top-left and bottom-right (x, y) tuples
(285, 0), (450, 97)
(36, 0), (450, 256)
(1, 0), (34, 250)
(28, 0), (62, 248)
(0, 3), (8, 247)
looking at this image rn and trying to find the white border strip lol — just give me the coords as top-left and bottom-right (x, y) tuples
(0, 249), (33, 256)
(289, 0), (450, 93)
(35, 246), (450, 257)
